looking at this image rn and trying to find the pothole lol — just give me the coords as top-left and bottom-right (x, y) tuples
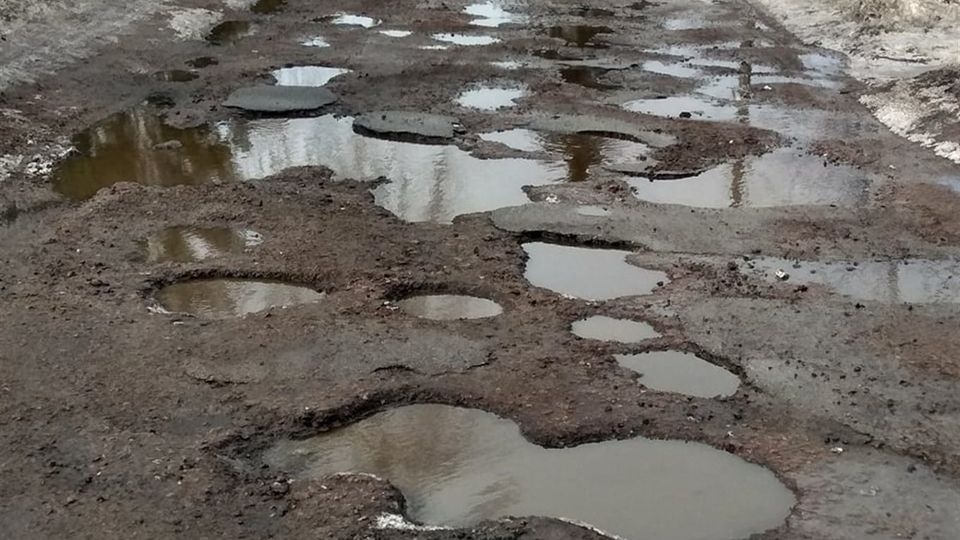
(330, 14), (380, 28)
(397, 295), (503, 320)
(623, 96), (737, 121)
(615, 351), (741, 398)
(379, 30), (413, 38)
(545, 25), (612, 48)
(301, 36), (330, 48)
(571, 315), (660, 342)
(560, 66), (619, 90)
(456, 83), (527, 110)
(154, 279), (324, 318)
(185, 56), (218, 69)
(271, 66), (351, 86)
(145, 226), (262, 263)
(642, 61), (702, 78)
(522, 242), (668, 300)
(263, 404), (794, 540)
(739, 257), (960, 303)
(206, 21), (254, 45)
(465, 2), (526, 27)
(251, 0), (285, 14)
(53, 111), (563, 219)
(431, 33), (501, 46)
(479, 128), (542, 151)
(626, 148), (870, 208)
(154, 70), (199, 82)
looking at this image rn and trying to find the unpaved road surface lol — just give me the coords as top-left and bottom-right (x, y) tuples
(2, 0), (960, 538)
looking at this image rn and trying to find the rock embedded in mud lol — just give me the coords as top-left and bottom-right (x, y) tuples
(223, 85), (337, 113)
(353, 111), (461, 141)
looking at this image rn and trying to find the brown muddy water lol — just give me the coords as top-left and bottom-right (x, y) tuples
(397, 295), (503, 320)
(571, 315), (660, 342)
(263, 404), (794, 540)
(616, 351), (741, 398)
(155, 279), (324, 318)
(545, 25), (612, 48)
(144, 226), (262, 263)
(153, 70), (199, 82)
(51, 112), (564, 222)
(522, 242), (668, 300)
(206, 21), (254, 45)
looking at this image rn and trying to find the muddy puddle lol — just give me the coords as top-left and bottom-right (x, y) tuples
(740, 257), (960, 303)
(154, 70), (198, 82)
(432, 33), (500, 46)
(144, 227), (262, 263)
(185, 57), (218, 69)
(53, 112), (563, 220)
(264, 404), (794, 540)
(330, 14), (380, 28)
(624, 96), (737, 121)
(271, 66), (350, 86)
(560, 66), (619, 90)
(456, 84), (527, 110)
(522, 242), (668, 300)
(627, 148), (870, 208)
(155, 279), (324, 318)
(546, 25), (612, 48)
(465, 2), (526, 27)
(572, 315), (660, 342)
(251, 0), (285, 14)
(397, 295), (503, 320)
(481, 129), (649, 182)
(616, 351), (741, 398)
(206, 21), (254, 45)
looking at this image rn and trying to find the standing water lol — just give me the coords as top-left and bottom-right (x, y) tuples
(522, 242), (668, 300)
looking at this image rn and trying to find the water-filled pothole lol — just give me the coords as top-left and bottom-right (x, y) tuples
(251, 0), (285, 14)
(206, 21), (254, 45)
(155, 279), (324, 318)
(185, 56), (218, 69)
(456, 84), (527, 110)
(398, 295), (503, 320)
(627, 148), (869, 208)
(522, 242), (668, 300)
(302, 36), (330, 48)
(545, 25), (612, 48)
(53, 112), (564, 220)
(330, 14), (380, 27)
(560, 66), (618, 90)
(616, 351), (741, 398)
(154, 70), (199, 82)
(432, 33), (501, 46)
(145, 226), (262, 263)
(623, 96), (736, 121)
(263, 404), (794, 540)
(379, 30), (413, 38)
(271, 66), (350, 86)
(572, 315), (660, 342)
(465, 2), (526, 27)
(739, 257), (960, 303)
(642, 60), (702, 78)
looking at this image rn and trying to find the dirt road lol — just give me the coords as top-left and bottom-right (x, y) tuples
(2, 0), (960, 538)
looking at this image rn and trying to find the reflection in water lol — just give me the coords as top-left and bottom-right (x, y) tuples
(560, 66), (618, 90)
(264, 404), (794, 540)
(465, 2), (526, 27)
(740, 257), (960, 304)
(145, 227), (262, 263)
(641, 61), (701, 78)
(623, 96), (737, 121)
(572, 315), (660, 342)
(154, 70), (199, 82)
(456, 84), (527, 110)
(156, 279), (324, 318)
(479, 129), (542, 152)
(379, 30), (413, 38)
(627, 148), (870, 208)
(616, 351), (741, 398)
(522, 242), (668, 300)
(251, 0), (286, 14)
(432, 33), (501, 46)
(52, 109), (235, 201)
(206, 20), (254, 45)
(271, 66), (350, 86)
(53, 113), (563, 221)
(545, 25), (612, 48)
(331, 14), (380, 27)
(398, 295), (503, 320)
(302, 36), (330, 48)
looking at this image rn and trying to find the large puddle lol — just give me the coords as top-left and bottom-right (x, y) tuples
(145, 226), (262, 263)
(155, 279), (324, 318)
(627, 148), (870, 208)
(432, 33), (500, 46)
(52, 112), (563, 222)
(480, 129), (649, 182)
(465, 2), (526, 27)
(398, 294), (503, 320)
(330, 14), (380, 28)
(264, 404), (794, 540)
(572, 315), (660, 342)
(616, 351), (741, 398)
(522, 242), (668, 300)
(271, 66), (350, 86)
(545, 25), (612, 48)
(739, 257), (960, 303)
